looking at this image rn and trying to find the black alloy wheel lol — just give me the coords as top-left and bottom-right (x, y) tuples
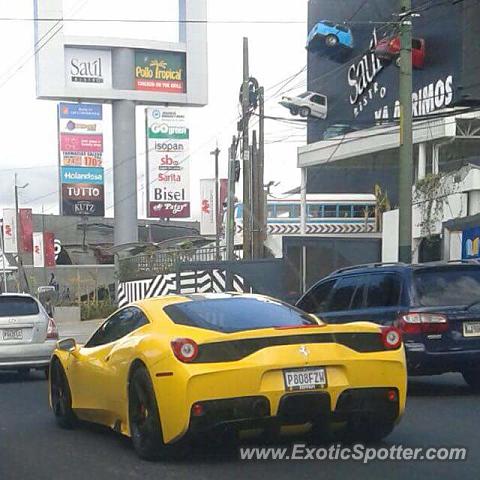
(128, 366), (180, 460)
(50, 359), (77, 429)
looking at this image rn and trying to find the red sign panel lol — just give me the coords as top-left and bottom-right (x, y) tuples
(19, 208), (33, 253)
(60, 133), (103, 153)
(148, 202), (190, 218)
(43, 232), (56, 268)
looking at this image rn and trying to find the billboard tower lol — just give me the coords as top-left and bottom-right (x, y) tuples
(33, 0), (208, 247)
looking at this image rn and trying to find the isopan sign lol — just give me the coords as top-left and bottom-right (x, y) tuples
(64, 47), (112, 88)
(146, 108), (190, 218)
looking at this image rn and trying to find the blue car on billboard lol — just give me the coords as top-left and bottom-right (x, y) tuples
(307, 20), (354, 52)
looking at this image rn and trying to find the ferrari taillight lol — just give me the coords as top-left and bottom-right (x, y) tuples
(397, 313), (448, 335)
(46, 317), (59, 340)
(380, 326), (402, 349)
(171, 338), (199, 363)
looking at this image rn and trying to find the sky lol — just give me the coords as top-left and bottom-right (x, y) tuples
(0, 0), (308, 220)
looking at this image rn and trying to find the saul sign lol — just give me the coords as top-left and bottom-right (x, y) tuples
(146, 108), (190, 218)
(64, 48), (112, 89)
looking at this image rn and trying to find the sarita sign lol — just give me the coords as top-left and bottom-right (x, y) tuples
(64, 48), (112, 88)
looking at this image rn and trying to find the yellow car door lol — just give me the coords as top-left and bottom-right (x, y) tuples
(67, 307), (149, 425)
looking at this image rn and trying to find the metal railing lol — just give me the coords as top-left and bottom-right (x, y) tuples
(118, 246), (227, 282)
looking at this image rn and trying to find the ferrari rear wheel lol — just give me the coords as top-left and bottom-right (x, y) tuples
(129, 366), (175, 460)
(345, 416), (395, 443)
(50, 359), (77, 429)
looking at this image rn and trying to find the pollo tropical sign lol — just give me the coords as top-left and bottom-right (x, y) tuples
(135, 51), (186, 93)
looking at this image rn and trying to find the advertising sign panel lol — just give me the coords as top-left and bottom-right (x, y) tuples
(19, 209), (33, 253)
(146, 108), (190, 218)
(43, 232), (56, 268)
(2, 209), (17, 254)
(59, 103), (103, 121)
(33, 232), (45, 268)
(135, 51), (187, 93)
(462, 226), (480, 259)
(64, 47), (112, 89)
(200, 179), (216, 236)
(58, 103), (105, 216)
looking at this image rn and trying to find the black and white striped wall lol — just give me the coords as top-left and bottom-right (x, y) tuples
(118, 269), (250, 307)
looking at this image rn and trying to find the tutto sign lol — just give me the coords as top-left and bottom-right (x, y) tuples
(146, 108), (190, 218)
(64, 47), (112, 88)
(58, 103), (105, 217)
(135, 51), (186, 93)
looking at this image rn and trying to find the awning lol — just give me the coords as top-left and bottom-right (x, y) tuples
(298, 113), (459, 168)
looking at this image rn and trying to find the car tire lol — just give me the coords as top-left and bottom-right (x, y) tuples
(325, 34), (338, 47)
(462, 369), (480, 393)
(290, 107), (299, 116)
(44, 367), (49, 380)
(344, 416), (395, 443)
(50, 359), (77, 429)
(128, 365), (185, 461)
(299, 107), (311, 118)
(395, 56), (401, 67)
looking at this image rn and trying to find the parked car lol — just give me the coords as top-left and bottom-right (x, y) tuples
(323, 123), (358, 140)
(50, 293), (406, 459)
(307, 20), (354, 52)
(0, 293), (58, 377)
(296, 261), (480, 390)
(374, 36), (426, 69)
(279, 91), (328, 119)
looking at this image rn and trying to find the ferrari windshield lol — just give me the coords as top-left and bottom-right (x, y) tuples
(164, 297), (317, 333)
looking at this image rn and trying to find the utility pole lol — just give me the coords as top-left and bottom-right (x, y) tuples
(398, 0), (413, 263)
(14, 173), (30, 293)
(252, 86), (265, 259)
(0, 223), (7, 293)
(241, 37), (252, 260)
(226, 136), (237, 261)
(210, 146), (221, 260)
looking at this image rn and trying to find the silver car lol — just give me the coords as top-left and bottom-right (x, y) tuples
(0, 293), (58, 377)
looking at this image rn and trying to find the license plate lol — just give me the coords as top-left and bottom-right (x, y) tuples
(2, 328), (23, 341)
(463, 322), (480, 337)
(283, 367), (327, 391)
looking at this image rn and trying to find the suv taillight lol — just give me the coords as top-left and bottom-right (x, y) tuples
(397, 313), (448, 335)
(46, 317), (59, 340)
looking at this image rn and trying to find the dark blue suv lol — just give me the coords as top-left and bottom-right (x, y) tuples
(296, 261), (480, 390)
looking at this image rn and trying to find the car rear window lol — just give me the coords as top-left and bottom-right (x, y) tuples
(414, 267), (480, 307)
(0, 296), (39, 316)
(164, 297), (317, 333)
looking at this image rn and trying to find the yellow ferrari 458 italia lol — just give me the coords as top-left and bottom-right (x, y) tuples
(49, 293), (407, 459)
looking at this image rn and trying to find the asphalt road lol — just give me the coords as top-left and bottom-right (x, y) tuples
(1, 371), (479, 480)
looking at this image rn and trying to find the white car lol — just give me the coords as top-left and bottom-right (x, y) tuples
(279, 91), (328, 119)
(0, 293), (58, 377)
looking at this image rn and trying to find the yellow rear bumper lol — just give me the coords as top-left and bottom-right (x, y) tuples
(151, 344), (407, 443)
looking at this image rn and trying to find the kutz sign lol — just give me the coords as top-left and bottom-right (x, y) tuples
(135, 51), (186, 93)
